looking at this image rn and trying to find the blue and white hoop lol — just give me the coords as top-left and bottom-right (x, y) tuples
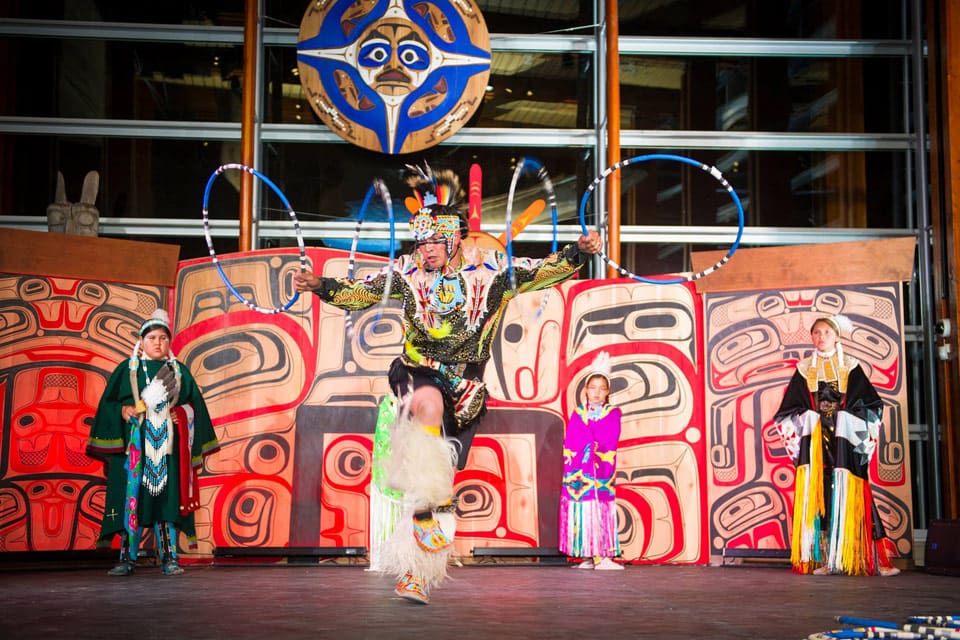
(346, 178), (396, 337)
(504, 156), (559, 292)
(201, 163), (307, 314)
(578, 153), (745, 285)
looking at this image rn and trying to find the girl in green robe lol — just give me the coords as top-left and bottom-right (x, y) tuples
(88, 309), (219, 576)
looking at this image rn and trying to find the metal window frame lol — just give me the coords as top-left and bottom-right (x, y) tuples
(0, 15), (924, 248)
(0, 5), (939, 522)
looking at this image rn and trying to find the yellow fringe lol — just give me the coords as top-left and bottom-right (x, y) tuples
(810, 420), (824, 521)
(791, 419), (826, 573)
(790, 419), (875, 575)
(837, 471), (869, 575)
(790, 464), (807, 570)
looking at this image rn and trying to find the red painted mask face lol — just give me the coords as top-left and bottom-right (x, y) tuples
(10, 367), (100, 475)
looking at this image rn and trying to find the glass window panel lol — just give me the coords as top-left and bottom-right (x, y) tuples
(263, 47), (594, 128)
(263, 45), (309, 125)
(618, 0), (907, 39)
(264, 1), (594, 35)
(1, 134), (238, 257)
(472, 0), (593, 34)
(2, 2), (907, 38)
(259, 142), (596, 259)
(2, 37), (243, 121)
(614, 148), (909, 277)
(1, 3), (247, 25)
(483, 52), (594, 129)
(621, 55), (906, 133)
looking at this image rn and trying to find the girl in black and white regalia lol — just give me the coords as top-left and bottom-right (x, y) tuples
(773, 314), (899, 577)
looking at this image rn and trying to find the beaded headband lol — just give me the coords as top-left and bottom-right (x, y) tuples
(409, 209), (462, 242)
(140, 308), (171, 337)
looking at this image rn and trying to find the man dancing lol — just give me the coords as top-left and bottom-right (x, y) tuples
(294, 164), (602, 603)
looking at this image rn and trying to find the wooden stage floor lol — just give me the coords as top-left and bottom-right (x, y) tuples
(1, 561), (957, 639)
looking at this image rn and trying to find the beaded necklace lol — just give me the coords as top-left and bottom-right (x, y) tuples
(586, 401), (605, 422)
(806, 347), (850, 394)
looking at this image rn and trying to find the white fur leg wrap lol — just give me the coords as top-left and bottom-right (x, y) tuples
(386, 414), (458, 511)
(367, 483), (403, 572)
(435, 510), (457, 542)
(378, 510), (452, 588)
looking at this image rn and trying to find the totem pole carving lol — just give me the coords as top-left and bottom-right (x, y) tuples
(46, 170), (100, 236)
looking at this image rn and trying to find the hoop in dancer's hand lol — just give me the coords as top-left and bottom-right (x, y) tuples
(201, 163), (307, 314)
(505, 157), (559, 291)
(346, 179), (396, 337)
(578, 154), (745, 285)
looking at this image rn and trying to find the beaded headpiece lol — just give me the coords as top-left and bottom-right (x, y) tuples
(140, 308), (171, 337)
(586, 351), (612, 384)
(405, 163), (467, 251)
(130, 308), (177, 372)
(810, 313), (854, 339)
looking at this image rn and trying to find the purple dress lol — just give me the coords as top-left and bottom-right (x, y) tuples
(559, 403), (622, 559)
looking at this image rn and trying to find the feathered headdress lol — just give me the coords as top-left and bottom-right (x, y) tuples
(404, 162), (464, 211)
(586, 350), (612, 383)
(405, 162), (467, 243)
(830, 314), (854, 337)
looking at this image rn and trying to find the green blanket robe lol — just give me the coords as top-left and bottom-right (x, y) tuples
(88, 358), (219, 547)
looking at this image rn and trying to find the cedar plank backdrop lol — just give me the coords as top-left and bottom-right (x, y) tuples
(0, 238), (912, 563)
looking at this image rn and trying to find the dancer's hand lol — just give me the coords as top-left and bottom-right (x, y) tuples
(294, 269), (321, 292)
(578, 230), (603, 254)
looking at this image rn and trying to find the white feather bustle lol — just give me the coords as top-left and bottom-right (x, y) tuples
(385, 413), (458, 510)
(377, 511), (452, 588)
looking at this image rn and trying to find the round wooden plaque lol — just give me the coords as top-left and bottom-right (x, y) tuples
(297, 0), (491, 155)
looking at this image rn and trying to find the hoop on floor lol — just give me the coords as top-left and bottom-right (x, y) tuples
(578, 153), (745, 285)
(805, 614), (957, 639)
(504, 157), (559, 292)
(835, 617), (899, 630)
(346, 178), (396, 337)
(907, 616), (959, 627)
(202, 163), (307, 314)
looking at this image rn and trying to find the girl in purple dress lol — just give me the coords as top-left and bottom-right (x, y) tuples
(559, 351), (623, 570)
